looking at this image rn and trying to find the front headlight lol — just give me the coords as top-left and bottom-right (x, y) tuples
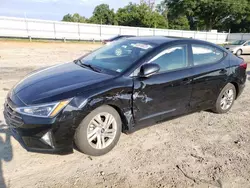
(16, 99), (71, 118)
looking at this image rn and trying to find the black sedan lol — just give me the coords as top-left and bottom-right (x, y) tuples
(4, 37), (247, 156)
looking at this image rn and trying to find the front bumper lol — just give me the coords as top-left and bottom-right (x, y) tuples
(3, 97), (82, 155)
(225, 47), (237, 54)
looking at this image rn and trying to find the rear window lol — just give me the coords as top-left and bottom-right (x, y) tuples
(192, 44), (224, 66)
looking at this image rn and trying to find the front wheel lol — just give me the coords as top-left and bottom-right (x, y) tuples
(74, 105), (122, 156)
(212, 83), (236, 114)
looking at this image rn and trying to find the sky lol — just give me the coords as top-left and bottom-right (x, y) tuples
(0, 0), (158, 21)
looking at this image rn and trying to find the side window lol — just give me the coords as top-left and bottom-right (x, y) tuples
(192, 44), (224, 66)
(149, 45), (188, 73)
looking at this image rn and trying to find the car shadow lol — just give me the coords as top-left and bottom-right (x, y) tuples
(0, 120), (13, 188)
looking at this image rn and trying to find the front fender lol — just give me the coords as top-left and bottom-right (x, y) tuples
(61, 82), (134, 133)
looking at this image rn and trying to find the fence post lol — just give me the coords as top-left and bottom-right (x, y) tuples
(53, 22), (56, 39)
(78, 23), (80, 41)
(100, 24), (102, 41)
(25, 18), (29, 40)
(241, 33), (245, 40)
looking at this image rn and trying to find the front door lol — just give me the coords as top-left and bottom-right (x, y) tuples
(242, 41), (250, 54)
(132, 44), (193, 125)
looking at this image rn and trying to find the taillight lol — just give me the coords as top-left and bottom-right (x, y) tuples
(240, 62), (247, 69)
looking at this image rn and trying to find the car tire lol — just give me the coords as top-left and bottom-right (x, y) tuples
(212, 83), (236, 114)
(74, 105), (122, 156)
(236, 49), (242, 56)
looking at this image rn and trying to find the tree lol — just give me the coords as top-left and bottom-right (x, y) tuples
(222, 0), (250, 32)
(62, 14), (73, 22)
(156, 1), (169, 27)
(168, 15), (190, 30)
(156, 1), (189, 30)
(89, 4), (117, 25)
(151, 12), (168, 28)
(164, 0), (248, 31)
(116, 3), (168, 28)
(62, 13), (87, 23)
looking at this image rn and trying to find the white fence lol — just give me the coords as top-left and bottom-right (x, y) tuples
(0, 16), (245, 44)
(227, 33), (250, 42)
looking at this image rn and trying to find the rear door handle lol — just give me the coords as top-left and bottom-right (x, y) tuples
(219, 69), (227, 74)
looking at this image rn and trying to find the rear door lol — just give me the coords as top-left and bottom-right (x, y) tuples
(189, 43), (229, 111)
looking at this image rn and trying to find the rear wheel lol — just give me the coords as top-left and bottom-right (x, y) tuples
(74, 105), (122, 156)
(212, 83), (236, 114)
(236, 49), (242, 56)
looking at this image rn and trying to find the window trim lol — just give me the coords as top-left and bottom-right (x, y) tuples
(190, 43), (226, 67)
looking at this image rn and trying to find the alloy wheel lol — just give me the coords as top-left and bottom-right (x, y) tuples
(87, 112), (117, 149)
(220, 89), (234, 110)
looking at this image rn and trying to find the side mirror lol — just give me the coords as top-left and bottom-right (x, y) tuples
(140, 63), (160, 78)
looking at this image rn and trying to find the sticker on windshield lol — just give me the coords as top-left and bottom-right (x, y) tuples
(131, 43), (152, 50)
(116, 69), (122, 72)
(115, 48), (123, 56)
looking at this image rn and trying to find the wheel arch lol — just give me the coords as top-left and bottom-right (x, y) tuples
(108, 104), (130, 133)
(236, 49), (242, 55)
(230, 81), (239, 99)
(78, 101), (132, 133)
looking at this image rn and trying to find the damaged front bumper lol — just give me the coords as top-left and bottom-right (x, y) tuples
(3, 97), (83, 155)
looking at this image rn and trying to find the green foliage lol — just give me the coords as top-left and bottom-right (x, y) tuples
(169, 16), (190, 30)
(164, 0), (250, 32)
(62, 14), (72, 22)
(89, 4), (117, 25)
(156, 1), (189, 30)
(116, 3), (168, 28)
(62, 13), (87, 23)
(61, 0), (250, 32)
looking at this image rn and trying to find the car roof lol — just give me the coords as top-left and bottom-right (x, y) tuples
(127, 36), (225, 49)
(119, 35), (136, 37)
(127, 36), (194, 45)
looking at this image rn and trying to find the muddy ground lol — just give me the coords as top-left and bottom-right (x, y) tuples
(0, 41), (250, 188)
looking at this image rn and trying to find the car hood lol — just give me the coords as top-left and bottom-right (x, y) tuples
(13, 62), (113, 105)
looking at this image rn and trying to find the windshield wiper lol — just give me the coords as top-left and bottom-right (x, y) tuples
(74, 59), (101, 73)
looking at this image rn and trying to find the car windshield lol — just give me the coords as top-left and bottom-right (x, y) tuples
(79, 39), (156, 73)
(230, 40), (246, 45)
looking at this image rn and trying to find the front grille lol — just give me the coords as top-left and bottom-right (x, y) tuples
(4, 102), (24, 128)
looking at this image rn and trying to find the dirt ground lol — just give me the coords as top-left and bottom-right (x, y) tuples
(0, 41), (250, 188)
